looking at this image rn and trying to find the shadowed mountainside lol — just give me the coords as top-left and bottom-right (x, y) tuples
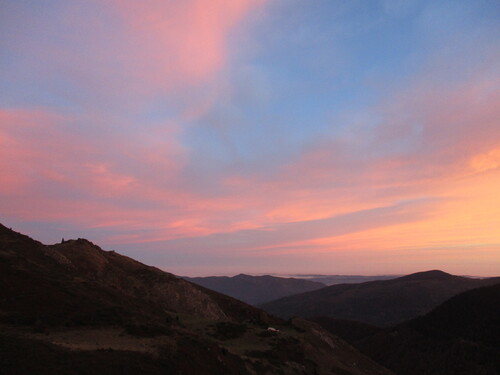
(184, 274), (325, 305)
(309, 317), (384, 345)
(0, 223), (265, 326)
(0, 223), (393, 375)
(314, 283), (500, 375)
(260, 270), (500, 326)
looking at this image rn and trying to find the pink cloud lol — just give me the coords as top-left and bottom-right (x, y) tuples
(0, 107), (264, 242)
(0, 109), (79, 194)
(2, 0), (262, 111)
(275, 67), (500, 195)
(1, 1), (266, 241)
(0, 109), (173, 225)
(110, 0), (260, 85)
(3, 55), (498, 254)
(169, 60), (500, 257)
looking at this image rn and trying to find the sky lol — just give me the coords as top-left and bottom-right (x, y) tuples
(1, 0), (499, 276)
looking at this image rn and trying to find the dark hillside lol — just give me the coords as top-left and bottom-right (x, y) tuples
(261, 270), (500, 326)
(313, 283), (500, 375)
(0, 223), (267, 327)
(309, 317), (383, 344)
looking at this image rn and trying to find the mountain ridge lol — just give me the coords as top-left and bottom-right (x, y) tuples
(260, 269), (500, 326)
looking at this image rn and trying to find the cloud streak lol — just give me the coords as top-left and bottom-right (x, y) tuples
(119, 198), (439, 253)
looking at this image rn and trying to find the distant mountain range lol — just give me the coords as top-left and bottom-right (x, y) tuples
(260, 270), (500, 326)
(0, 223), (392, 375)
(286, 274), (400, 285)
(184, 274), (325, 305)
(313, 283), (500, 375)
